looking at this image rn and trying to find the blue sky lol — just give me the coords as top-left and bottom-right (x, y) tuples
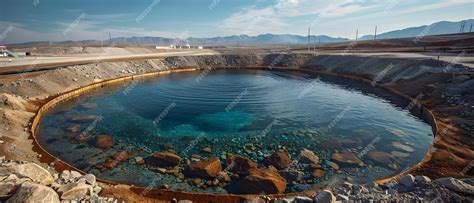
(0, 0), (473, 43)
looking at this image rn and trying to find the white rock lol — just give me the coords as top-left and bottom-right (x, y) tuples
(314, 190), (336, 203)
(93, 185), (102, 194)
(399, 174), (415, 187)
(6, 182), (59, 203)
(70, 171), (82, 180)
(60, 170), (71, 181)
(435, 177), (474, 195)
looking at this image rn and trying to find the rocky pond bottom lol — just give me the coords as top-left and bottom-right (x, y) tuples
(37, 68), (433, 194)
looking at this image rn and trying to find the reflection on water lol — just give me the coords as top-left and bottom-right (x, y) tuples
(37, 69), (433, 194)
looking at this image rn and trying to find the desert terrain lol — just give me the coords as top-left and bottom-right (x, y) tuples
(0, 34), (473, 202)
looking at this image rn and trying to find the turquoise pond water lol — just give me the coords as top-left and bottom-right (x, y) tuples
(37, 69), (433, 194)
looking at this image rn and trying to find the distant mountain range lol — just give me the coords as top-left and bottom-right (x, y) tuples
(9, 34), (351, 46)
(360, 19), (473, 40)
(9, 19), (473, 46)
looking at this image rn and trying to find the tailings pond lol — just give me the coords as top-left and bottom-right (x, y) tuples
(37, 68), (433, 194)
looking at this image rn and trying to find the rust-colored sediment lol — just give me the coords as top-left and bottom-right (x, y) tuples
(29, 66), (472, 202)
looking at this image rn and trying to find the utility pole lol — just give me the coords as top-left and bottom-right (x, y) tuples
(308, 27), (311, 52)
(470, 22), (473, 33)
(459, 21), (465, 33)
(355, 29), (359, 41)
(374, 26), (378, 40)
(109, 32), (112, 45)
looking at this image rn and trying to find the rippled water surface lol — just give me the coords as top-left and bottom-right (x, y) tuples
(38, 69), (433, 194)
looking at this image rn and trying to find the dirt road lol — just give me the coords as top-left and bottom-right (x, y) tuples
(0, 49), (218, 74)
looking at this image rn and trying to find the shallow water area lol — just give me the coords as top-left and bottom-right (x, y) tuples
(37, 68), (433, 194)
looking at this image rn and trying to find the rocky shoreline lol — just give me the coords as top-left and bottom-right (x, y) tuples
(0, 158), (116, 202)
(1, 157), (472, 202)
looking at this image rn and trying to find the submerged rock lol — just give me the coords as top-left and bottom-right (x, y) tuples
(66, 124), (81, 133)
(392, 142), (414, 152)
(70, 115), (98, 122)
(73, 132), (92, 143)
(226, 154), (257, 175)
(96, 151), (130, 171)
(366, 151), (394, 165)
(321, 139), (342, 149)
(94, 134), (115, 150)
(186, 158), (222, 178)
(81, 103), (97, 109)
(7, 182), (59, 203)
(145, 152), (182, 168)
(298, 149), (319, 165)
(113, 151), (131, 162)
(340, 139), (363, 148)
(264, 150), (292, 170)
(331, 152), (364, 166)
(202, 147), (212, 153)
(235, 168), (286, 194)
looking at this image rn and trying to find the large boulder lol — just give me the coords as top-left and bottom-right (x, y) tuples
(264, 151), (292, 170)
(331, 152), (363, 166)
(6, 182), (59, 203)
(226, 154), (257, 175)
(94, 134), (115, 150)
(186, 158), (222, 178)
(435, 177), (474, 195)
(145, 152), (182, 168)
(0, 163), (54, 185)
(58, 182), (92, 200)
(299, 149), (319, 165)
(235, 168), (286, 194)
